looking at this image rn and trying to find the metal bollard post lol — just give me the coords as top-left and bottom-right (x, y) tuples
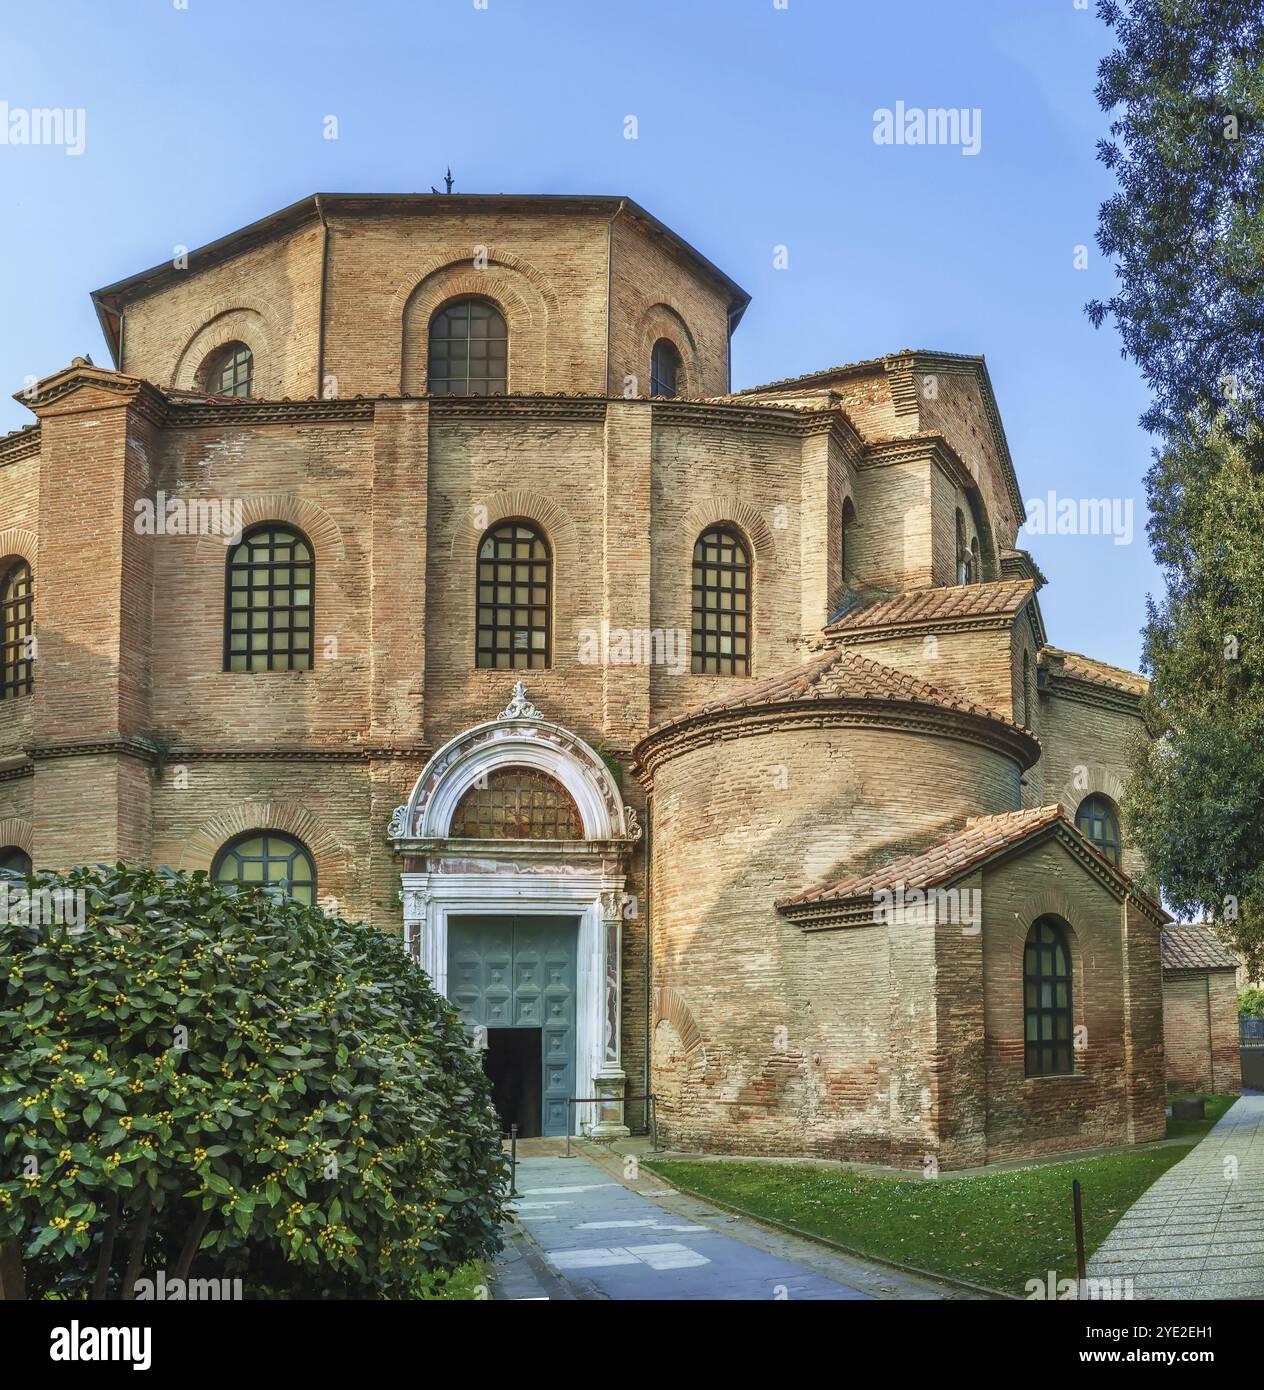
(510, 1123), (518, 1197)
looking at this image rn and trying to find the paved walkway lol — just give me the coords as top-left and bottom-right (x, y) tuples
(1088, 1092), (1264, 1299)
(492, 1148), (981, 1301)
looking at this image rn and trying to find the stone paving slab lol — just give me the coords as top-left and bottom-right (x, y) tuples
(504, 1155), (871, 1300)
(1088, 1092), (1264, 1299)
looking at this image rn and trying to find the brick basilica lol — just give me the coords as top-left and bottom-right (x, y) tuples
(0, 193), (1239, 1165)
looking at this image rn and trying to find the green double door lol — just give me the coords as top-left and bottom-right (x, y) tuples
(448, 916), (578, 1137)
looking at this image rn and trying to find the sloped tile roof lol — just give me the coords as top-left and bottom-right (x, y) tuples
(826, 579), (1036, 634)
(1161, 925), (1240, 972)
(1042, 646), (1148, 697)
(777, 805), (1064, 908)
(648, 647), (1016, 736)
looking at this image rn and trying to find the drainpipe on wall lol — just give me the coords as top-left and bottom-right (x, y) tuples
(642, 796), (653, 1136)
(314, 194), (330, 399)
(605, 199), (626, 397)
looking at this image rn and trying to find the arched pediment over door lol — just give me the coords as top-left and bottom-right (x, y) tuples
(388, 684), (640, 1139)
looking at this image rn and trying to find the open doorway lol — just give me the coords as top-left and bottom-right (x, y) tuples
(484, 1027), (543, 1138)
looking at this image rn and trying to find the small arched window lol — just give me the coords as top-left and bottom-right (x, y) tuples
(450, 767), (583, 840)
(692, 526), (750, 676)
(0, 846), (31, 877)
(213, 831), (316, 906)
(224, 525), (314, 672)
(1076, 794), (1121, 866)
(650, 339), (683, 398)
(1024, 917), (1074, 1076)
(428, 298), (508, 396)
(841, 496), (857, 590)
(476, 522), (550, 669)
(201, 342), (253, 398)
(1, 560), (33, 699)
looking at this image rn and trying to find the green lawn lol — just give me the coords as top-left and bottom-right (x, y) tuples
(1165, 1092), (1238, 1141)
(647, 1145), (1197, 1296)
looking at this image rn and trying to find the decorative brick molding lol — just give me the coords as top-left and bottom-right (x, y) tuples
(636, 302), (699, 396)
(652, 985), (703, 1056)
(396, 250), (557, 395)
(445, 487), (579, 569)
(675, 495), (778, 569)
(171, 304), (281, 394)
(1055, 765), (1126, 821)
(0, 527), (39, 573)
(193, 491), (346, 562)
(177, 797), (349, 874)
(0, 816), (33, 853)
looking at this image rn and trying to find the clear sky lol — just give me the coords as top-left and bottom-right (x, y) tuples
(0, 0), (1157, 671)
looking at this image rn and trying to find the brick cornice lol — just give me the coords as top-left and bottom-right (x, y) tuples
(633, 696), (1040, 784)
(1042, 674), (1143, 717)
(16, 367), (167, 426)
(25, 740), (430, 765)
(0, 426), (39, 465)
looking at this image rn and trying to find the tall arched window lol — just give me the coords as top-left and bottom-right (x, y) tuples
(476, 522), (550, 669)
(1076, 794), (1121, 866)
(1020, 650), (1031, 727)
(224, 525), (314, 672)
(955, 509), (969, 584)
(212, 831), (316, 906)
(841, 496), (857, 590)
(692, 526), (750, 676)
(969, 535), (981, 582)
(1, 560), (33, 699)
(428, 298), (508, 396)
(200, 342), (253, 398)
(1024, 917), (1074, 1076)
(0, 846), (31, 876)
(450, 768), (583, 840)
(650, 339), (683, 398)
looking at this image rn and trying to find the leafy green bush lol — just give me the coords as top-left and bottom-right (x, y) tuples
(1239, 987), (1264, 1020)
(0, 864), (506, 1299)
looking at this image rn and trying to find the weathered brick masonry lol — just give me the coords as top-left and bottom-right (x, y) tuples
(0, 191), (1233, 1158)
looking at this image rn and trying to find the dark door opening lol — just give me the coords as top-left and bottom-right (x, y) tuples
(484, 1027), (543, 1138)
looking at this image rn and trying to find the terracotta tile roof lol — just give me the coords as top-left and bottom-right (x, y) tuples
(777, 805), (1064, 908)
(648, 647), (1017, 735)
(1041, 646), (1148, 697)
(826, 579), (1036, 634)
(1161, 925), (1240, 972)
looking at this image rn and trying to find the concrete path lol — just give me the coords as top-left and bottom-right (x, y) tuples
(492, 1148), (979, 1301)
(1088, 1092), (1264, 1299)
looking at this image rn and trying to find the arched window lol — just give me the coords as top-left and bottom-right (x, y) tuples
(0, 846), (31, 877)
(212, 831), (316, 907)
(1076, 794), (1121, 866)
(841, 496), (857, 590)
(1024, 917), (1074, 1076)
(1020, 650), (1031, 727)
(970, 535), (981, 582)
(201, 342), (253, 398)
(224, 525), (314, 672)
(450, 767), (583, 840)
(1, 560), (33, 699)
(955, 509), (969, 584)
(692, 526), (750, 676)
(650, 339), (683, 398)
(476, 521), (550, 670)
(428, 298), (508, 396)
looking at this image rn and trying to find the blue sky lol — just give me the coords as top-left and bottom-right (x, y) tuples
(0, 0), (1156, 670)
